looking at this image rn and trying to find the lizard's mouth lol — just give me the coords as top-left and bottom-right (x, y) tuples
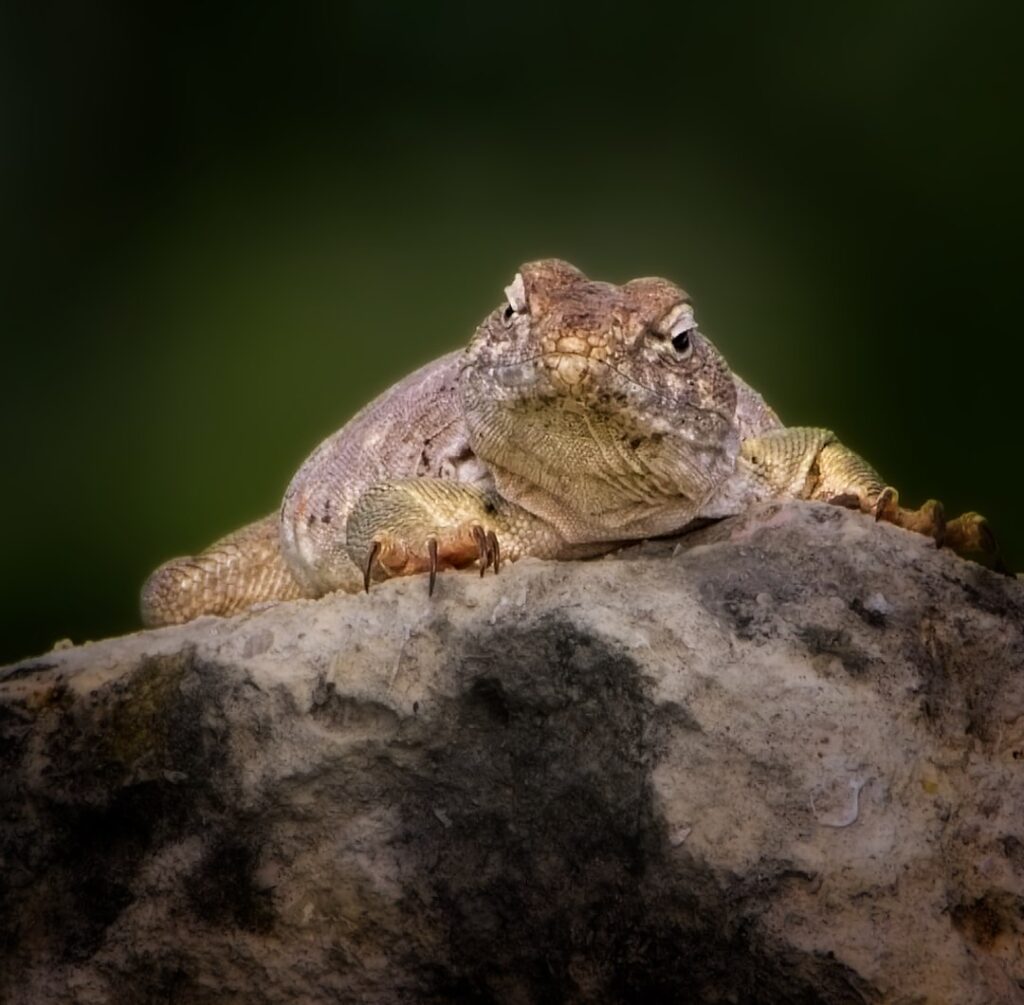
(470, 350), (654, 398)
(465, 351), (733, 427)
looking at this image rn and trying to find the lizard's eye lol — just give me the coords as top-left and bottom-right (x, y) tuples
(659, 303), (696, 360)
(668, 316), (695, 359)
(671, 328), (692, 354)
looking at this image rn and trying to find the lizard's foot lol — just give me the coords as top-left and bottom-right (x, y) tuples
(348, 479), (506, 595)
(362, 523), (500, 596)
(944, 511), (1008, 572)
(825, 482), (945, 543)
(858, 485), (1005, 571)
(871, 488), (946, 544)
(797, 440), (1006, 570)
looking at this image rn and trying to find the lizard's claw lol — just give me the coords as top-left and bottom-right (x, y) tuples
(363, 540), (382, 594)
(868, 486), (946, 547)
(872, 486), (900, 524)
(471, 525), (501, 577)
(428, 538), (439, 596)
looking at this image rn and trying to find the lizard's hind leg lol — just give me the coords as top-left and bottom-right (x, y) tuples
(141, 513), (311, 626)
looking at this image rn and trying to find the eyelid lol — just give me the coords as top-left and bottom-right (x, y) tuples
(663, 303), (696, 336)
(504, 273), (528, 314)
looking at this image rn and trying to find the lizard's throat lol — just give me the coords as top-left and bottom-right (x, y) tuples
(463, 392), (738, 543)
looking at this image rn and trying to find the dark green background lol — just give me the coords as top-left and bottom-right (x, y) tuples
(4, 3), (1021, 664)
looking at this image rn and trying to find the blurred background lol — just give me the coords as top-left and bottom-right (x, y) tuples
(3, 2), (1021, 664)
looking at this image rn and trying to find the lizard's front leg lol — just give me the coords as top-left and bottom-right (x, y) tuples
(346, 479), (597, 594)
(740, 428), (1003, 567)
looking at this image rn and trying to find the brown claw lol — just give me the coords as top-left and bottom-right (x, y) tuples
(472, 525), (489, 577)
(487, 530), (500, 574)
(427, 538), (438, 597)
(363, 540), (381, 594)
(873, 486), (899, 523)
(471, 525), (500, 576)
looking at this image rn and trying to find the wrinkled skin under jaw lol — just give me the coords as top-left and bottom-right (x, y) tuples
(459, 351), (740, 543)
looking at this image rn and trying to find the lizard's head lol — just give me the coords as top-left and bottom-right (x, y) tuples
(460, 259), (740, 541)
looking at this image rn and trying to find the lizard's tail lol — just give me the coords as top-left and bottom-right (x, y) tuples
(140, 513), (312, 627)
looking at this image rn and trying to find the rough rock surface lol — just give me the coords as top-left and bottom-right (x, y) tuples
(2, 501), (1024, 1004)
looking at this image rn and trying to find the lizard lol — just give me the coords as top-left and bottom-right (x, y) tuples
(141, 258), (998, 627)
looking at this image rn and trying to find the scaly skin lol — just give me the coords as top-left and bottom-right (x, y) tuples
(141, 260), (1000, 626)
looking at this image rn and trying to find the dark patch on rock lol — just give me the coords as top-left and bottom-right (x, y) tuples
(910, 618), (956, 733)
(0, 660), (57, 682)
(185, 835), (275, 934)
(697, 571), (802, 643)
(310, 675), (402, 737)
(392, 618), (878, 1003)
(796, 625), (870, 675)
(1002, 835), (1024, 873)
(461, 676), (512, 727)
(941, 567), (1024, 623)
(910, 615), (1024, 745)
(950, 892), (1022, 949)
(805, 505), (846, 526)
(123, 953), (199, 1003)
(657, 698), (703, 733)
(52, 780), (176, 960)
(0, 650), (243, 967)
(849, 597), (887, 628)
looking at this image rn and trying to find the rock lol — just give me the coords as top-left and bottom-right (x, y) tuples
(2, 500), (1023, 1004)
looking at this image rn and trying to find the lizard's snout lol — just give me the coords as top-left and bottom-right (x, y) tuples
(543, 352), (592, 391)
